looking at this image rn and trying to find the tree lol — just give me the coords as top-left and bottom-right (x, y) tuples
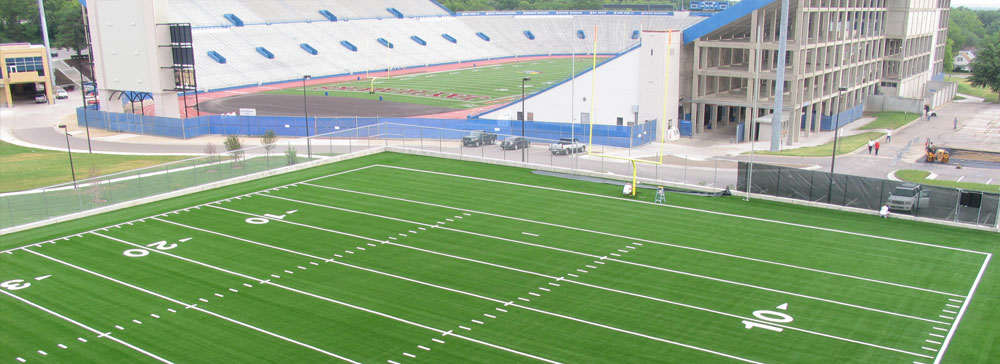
(88, 163), (105, 203)
(259, 129), (278, 169)
(0, 0), (84, 50)
(203, 142), (220, 172)
(949, 8), (986, 49)
(223, 135), (244, 167)
(969, 33), (1000, 103)
(285, 146), (298, 166)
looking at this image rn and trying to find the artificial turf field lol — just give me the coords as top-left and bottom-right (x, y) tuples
(1, 153), (997, 364)
(264, 58), (604, 109)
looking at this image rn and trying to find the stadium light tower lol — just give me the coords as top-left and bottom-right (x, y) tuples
(58, 125), (77, 189)
(828, 86), (848, 203)
(521, 76), (531, 163)
(302, 75), (312, 159)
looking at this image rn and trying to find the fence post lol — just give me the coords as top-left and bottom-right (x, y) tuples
(955, 189), (962, 223)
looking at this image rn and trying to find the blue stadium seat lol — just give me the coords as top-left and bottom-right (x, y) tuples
(300, 43), (318, 55)
(255, 47), (274, 59)
(411, 35), (427, 46)
(318, 10), (337, 22)
(441, 33), (457, 43)
(223, 13), (244, 27)
(207, 50), (226, 64)
(340, 40), (358, 52)
(476, 32), (490, 41)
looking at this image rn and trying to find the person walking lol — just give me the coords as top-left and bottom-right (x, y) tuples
(874, 140), (881, 156)
(954, 117), (958, 130)
(868, 139), (874, 154)
(886, 129), (891, 143)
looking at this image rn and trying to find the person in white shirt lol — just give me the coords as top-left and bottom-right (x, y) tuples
(868, 139), (874, 154)
(886, 129), (891, 143)
(879, 204), (889, 219)
(623, 183), (633, 196)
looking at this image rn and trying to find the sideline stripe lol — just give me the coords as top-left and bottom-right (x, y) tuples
(184, 205), (934, 359)
(150, 209), (769, 363)
(295, 183), (965, 297)
(0, 289), (173, 364)
(260, 193), (951, 323)
(85, 233), (561, 364)
(371, 165), (988, 256)
(24, 248), (362, 364)
(932, 254), (992, 364)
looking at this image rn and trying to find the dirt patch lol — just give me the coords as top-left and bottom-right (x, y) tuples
(197, 93), (457, 117)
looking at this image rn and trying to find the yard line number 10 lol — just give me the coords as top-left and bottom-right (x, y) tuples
(742, 303), (793, 333)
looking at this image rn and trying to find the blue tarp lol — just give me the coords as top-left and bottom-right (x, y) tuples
(76, 109), (655, 147)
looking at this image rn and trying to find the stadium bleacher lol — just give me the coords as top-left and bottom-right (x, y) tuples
(173, 0), (703, 90)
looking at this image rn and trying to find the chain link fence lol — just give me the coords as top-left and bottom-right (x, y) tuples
(737, 162), (999, 227)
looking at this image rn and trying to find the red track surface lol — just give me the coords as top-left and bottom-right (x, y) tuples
(178, 55), (576, 119)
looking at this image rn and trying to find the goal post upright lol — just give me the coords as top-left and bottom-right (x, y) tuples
(584, 29), (680, 196)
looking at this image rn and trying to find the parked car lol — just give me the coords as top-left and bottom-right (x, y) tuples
(34, 94), (48, 103)
(549, 138), (586, 155)
(55, 89), (69, 99)
(886, 183), (931, 212)
(461, 130), (497, 147)
(500, 136), (530, 150)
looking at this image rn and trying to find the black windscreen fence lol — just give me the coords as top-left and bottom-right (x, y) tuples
(738, 162), (999, 227)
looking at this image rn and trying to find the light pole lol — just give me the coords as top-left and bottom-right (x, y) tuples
(302, 75), (312, 159)
(521, 76), (531, 162)
(58, 125), (77, 188)
(828, 86), (848, 203)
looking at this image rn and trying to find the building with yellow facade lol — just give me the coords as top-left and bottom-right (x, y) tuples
(1, 43), (55, 107)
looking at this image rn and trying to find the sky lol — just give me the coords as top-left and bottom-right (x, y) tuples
(951, 0), (999, 9)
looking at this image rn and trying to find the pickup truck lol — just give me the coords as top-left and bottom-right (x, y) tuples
(549, 138), (585, 155)
(886, 183), (930, 212)
(461, 130), (497, 147)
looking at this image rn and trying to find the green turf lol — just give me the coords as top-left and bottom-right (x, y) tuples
(858, 112), (920, 130)
(0, 141), (189, 193)
(1, 153), (997, 363)
(754, 131), (885, 156)
(265, 58), (605, 109)
(894, 169), (1000, 193)
(947, 76), (999, 103)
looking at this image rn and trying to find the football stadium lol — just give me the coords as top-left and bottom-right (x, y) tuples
(1, 0), (998, 363)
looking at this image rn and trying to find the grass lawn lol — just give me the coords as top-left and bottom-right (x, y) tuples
(946, 75), (999, 103)
(0, 152), (997, 363)
(754, 131), (885, 156)
(858, 112), (920, 130)
(0, 141), (189, 193)
(954, 95), (966, 101)
(265, 58), (605, 109)
(894, 169), (1000, 193)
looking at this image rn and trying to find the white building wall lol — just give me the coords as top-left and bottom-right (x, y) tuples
(636, 30), (680, 140)
(478, 48), (641, 126)
(87, 0), (180, 117)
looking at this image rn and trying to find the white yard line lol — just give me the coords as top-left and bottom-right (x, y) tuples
(0, 289), (174, 364)
(137, 215), (769, 364)
(259, 193), (954, 322)
(83, 232), (561, 364)
(371, 165), (989, 256)
(189, 203), (940, 358)
(23, 248), (362, 364)
(932, 254), (992, 364)
(292, 184), (964, 298)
